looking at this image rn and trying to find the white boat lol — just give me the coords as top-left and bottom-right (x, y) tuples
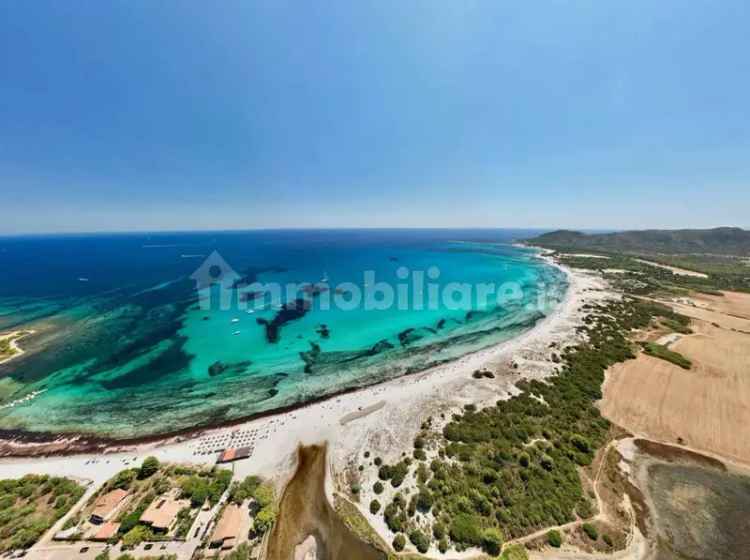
(231, 318), (240, 323)
(233, 330), (241, 335)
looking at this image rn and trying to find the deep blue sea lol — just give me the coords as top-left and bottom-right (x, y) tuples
(0, 229), (565, 438)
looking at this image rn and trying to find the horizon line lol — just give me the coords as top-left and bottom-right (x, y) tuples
(0, 224), (747, 238)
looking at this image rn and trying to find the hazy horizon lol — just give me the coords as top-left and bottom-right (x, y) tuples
(1, 225), (748, 238)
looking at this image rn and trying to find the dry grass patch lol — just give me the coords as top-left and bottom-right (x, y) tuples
(601, 319), (750, 465)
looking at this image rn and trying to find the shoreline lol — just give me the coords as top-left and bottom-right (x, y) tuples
(0, 254), (612, 481)
(0, 300), (565, 457)
(0, 248), (571, 456)
(332, 257), (614, 558)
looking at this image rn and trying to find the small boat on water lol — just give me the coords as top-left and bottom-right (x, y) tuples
(233, 330), (241, 336)
(78, 277), (89, 282)
(231, 318), (240, 323)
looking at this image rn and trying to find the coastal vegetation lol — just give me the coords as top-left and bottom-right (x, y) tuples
(228, 475), (277, 535)
(529, 227), (750, 257)
(528, 228), (750, 293)
(0, 475), (85, 551)
(640, 342), (692, 369)
(371, 296), (691, 554)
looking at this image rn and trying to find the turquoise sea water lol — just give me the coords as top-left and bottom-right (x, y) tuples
(0, 230), (565, 439)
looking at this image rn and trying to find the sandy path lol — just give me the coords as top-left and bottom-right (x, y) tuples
(634, 259), (708, 278)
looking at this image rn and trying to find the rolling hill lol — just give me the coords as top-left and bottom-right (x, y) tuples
(527, 227), (750, 256)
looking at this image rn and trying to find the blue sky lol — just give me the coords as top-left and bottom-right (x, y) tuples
(1, 1), (749, 233)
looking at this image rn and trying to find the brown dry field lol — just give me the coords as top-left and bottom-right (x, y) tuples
(666, 290), (750, 332)
(600, 292), (750, 466)
(692, 290), (750, 320)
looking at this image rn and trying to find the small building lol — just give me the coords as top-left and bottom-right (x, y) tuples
(140, 494), (190, 533)
(90, 489), (129, 524)
(210, 504), (242, 550)
(217, 446), (252, 464)
(92, 521), (120, 542)
(53, 527), (80, 541)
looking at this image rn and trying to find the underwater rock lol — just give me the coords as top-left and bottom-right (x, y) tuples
(257, 298), (311, 343)
(208, 359), (252, 377)
(300, 342), (322, 373)
(316, 324), (330, 338)
(398, 328), (423, 346)
(208, 361), (228, 377)
(367, 339), (395, 355)
(300, 338), (394, 374)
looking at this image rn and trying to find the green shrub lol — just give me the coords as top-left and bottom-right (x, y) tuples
(229, 475), (261, 504)
(518, 452), (530, 467)
(253, 483), (275, 508)
(112, 469), (137, 490)
(138, 457), (160, 480)
(449, 513), (483, 546)
(641, 342), (692, 369)
(415, 490), (433, 513)
(409, 529), (430, 554)
(582, 522), (598, 541)
(392, 533), (406, 551)
(254, 505), (276, 534)
(501, 544), (529, 560)
(369, 500), (381, 514)
(384, 502), (406, 533)
(122, 525), (152, 548)
(547, 530), (562, 548)
(481, 527), (504, 555)
(225, 542), (251, 560)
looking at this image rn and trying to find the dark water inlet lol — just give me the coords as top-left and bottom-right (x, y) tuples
(266, 443), (386, 560)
